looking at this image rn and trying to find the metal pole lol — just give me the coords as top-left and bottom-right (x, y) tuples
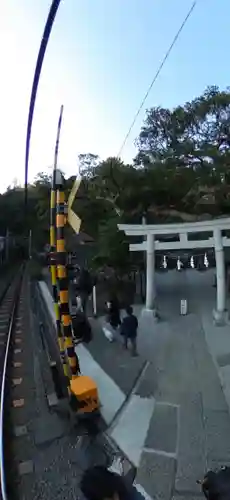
(54, 105), (64, 171)
(55, 170), (81, 378)
(50, 106), (70, 390)
(92, 285), (97, 317)
(24, 0), (62, 215)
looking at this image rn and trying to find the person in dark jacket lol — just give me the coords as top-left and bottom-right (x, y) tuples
(72, 311), (92, 344)
(121, 306), (138, 356)
(80, 465), (147, 500)
(200, 465), (230, 499)
(75, 267), (93, 312)
(107, 294), (121, 329)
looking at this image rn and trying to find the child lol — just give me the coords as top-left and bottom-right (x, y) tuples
(120, 306), (138, 357)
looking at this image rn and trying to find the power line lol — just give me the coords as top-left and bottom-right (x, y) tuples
(117, 1), (197, 158)
(24, 0), (62, 215)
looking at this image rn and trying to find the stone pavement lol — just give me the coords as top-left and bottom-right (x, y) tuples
(87, 317), (147, 397)
(129, 269), (230, 500)
(41, 267), (230, 500)
(86, 275), (230, 499)
(193, 272), (230, 417)
(135, 312), (230, 499)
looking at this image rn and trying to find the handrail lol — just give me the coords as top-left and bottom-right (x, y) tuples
(0, 268), (24, 500)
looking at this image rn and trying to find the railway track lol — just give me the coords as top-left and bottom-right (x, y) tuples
(0, 265), (25, 500)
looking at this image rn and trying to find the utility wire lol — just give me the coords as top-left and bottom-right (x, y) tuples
(24, 0), (62, 216)
(117, 1), (197, 158)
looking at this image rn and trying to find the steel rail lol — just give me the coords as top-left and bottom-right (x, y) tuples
(0, 267), (24, 500)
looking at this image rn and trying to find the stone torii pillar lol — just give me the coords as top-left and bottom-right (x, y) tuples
(145, 234), (156, 311)
(118, 218), (230, 325)
(213, 228), (226, 324)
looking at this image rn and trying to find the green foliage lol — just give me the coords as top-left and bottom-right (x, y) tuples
(1, 86), (230, 272)
(78, 153), (100, 178)
(92, 215), (130, 271)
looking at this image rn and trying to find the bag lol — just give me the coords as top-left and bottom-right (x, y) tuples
(102, 325), (114, 342)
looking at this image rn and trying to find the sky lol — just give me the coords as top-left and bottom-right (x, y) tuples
(0, 0), (230, 193)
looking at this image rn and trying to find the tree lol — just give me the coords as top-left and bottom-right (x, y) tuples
(92, 215), (130, 272)
(135, 86), (230, 219)
(136, 86), (230, 171)
(78, 153), (100, 178)
(1, 86), (230, 272)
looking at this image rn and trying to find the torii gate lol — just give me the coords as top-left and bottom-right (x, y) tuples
(118, 218), (230, 324)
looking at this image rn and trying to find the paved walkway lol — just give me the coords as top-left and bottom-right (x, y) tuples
(41, 268), (230, 500)
(135, 313), (230, 499)
(129, 269), (230, 500)
(83, 269), (230, 499)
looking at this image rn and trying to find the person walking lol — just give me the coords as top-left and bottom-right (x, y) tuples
(74, 267), (93, 313)
(107, 293), (121, 330)
(80, 464), (148, 500)
(120, 305), (138, 357)
(72, 309), (92, 344)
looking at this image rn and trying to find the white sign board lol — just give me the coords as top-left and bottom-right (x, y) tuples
(180, 299), (188, 316)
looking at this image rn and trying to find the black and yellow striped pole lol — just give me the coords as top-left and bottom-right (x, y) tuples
(50, 105), (70, 388)
(55, 169), (81, 378)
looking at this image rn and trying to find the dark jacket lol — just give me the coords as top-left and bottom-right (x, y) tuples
(122, 470), (149, 500)
(107, 298), (121, 328)
(124, 484), (149, 500)
(72, 312), (92, 343)
(121, 314), (138, 339)
(76, 268), (93, 295)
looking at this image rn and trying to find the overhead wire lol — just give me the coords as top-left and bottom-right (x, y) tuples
(117, 1), (197, 158)
(24, 0), (62, 216)
(24, 0), (197, 210)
